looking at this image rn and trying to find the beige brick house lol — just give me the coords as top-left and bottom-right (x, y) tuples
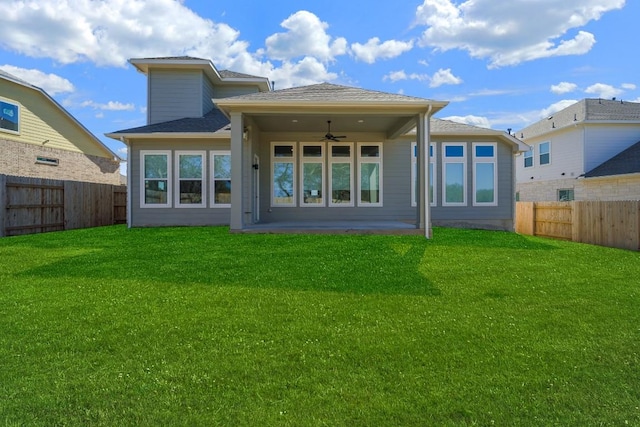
(0, 70), (121, 184)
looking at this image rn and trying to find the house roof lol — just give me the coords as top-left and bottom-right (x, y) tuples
(105, 108), (230, 140)
(128, 56), (271, 92)
(215, 82), (445, 107)
(584, 140), (640, 178)
(0, 69), (120, 160)
(517, 98), (640, 140)
(429, 118), (529, 152)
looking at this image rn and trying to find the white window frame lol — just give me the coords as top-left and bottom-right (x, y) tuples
(210, 150), (231, 208)
(524, 147), (534, 168)
(472, 143), (498, 207)
(442, 143), (467, 207)
(140, 150), (172, 208)
(411, 142), (437, 207)
(174, 150), (206, 208)
(539, 141), (551, 166)
(328, 142), (355, 207)
(300, 143), (325, 207)
(271, 142), (297, 207)
(0, 99), (20, 135)
(357, 143), (383, 207)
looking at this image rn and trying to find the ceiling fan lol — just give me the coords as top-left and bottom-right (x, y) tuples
(322, 120), (347, 142)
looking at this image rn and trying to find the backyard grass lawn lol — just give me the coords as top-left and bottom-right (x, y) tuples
(1, 226), (639, 426)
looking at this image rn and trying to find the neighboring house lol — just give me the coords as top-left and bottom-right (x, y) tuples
(515, 99), (640, 201)
(579, 140), (640, 200)
(0, 70), (121, 185)
(107, 56), (526, 235)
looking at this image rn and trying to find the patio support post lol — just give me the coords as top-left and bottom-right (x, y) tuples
(416, 111), (432, 239)
(230, 111), (244, 230)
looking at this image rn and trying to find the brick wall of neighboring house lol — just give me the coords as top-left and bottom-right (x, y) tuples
(0, 138), (121, 185)
(578, 175), (640, 201)
(517, 176), (640, 201)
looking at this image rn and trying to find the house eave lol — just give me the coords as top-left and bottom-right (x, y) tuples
(214, 100), (448, 116)
(105, 131), (230, 142)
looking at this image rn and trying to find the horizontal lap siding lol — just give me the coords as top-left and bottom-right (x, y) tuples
(130, 139), (231, 227)
(148, 70), (202, 124)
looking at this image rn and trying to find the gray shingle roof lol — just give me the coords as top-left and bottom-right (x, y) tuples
(584, 140), (640, 178)
(109, 108), (229, 135)
(216, 82), (437, 103)
(219, 70), (266, 80)
(431, 118), (498, 134)
(518, 99), (640, 139)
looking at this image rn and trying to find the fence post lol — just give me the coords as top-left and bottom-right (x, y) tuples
(0, 174), (6, 237)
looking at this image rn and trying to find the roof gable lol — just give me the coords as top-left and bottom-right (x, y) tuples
(584, 140), (640, 178)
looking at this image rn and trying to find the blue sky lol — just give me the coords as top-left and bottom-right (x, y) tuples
(1, 0), (637, 169)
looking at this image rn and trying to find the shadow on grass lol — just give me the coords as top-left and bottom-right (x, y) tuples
(13, 227), (441, 297)
(428, 227), (560, 250)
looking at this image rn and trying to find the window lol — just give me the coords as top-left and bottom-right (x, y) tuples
(0, 99), (19, 133)
(539, 142), (550, 165)
(442, 143), (466, 206)
(524, 147), (534, 168)
(358, 143), (382, 206)
(271, 143), (296, 206)
(35, 156), (59, 166)
(301, 144), (324, 206)
(411, 142), (436, 207)
(175, 151), (205, 207)
(211, 151), (231, 207)
(473, 143), (497, 206)
(328, 143), (354, 207)
(141, 150), (171, 208)
(558, 189), (574, 201)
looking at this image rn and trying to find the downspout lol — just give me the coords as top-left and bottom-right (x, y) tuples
(424, 104), (433, 239)
(121, 137), (132, 229)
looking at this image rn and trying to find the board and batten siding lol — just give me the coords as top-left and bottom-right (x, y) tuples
(129, 139), (231, 227)
(148, 70), (203, 124)
(431, 139), (515, 230)
(0, 79), (111, 158)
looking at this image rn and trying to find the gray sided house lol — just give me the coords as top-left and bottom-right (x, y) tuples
(107, 57), (526, 236)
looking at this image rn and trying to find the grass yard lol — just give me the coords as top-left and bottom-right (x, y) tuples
(1, 226), (639, 426)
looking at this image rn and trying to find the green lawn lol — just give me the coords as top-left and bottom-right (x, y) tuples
(1, 226), (639, 426)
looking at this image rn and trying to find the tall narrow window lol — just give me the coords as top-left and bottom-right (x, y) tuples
(328, 143), (354, 207)
(0, 99), (20, 134)
(211, 151), (231, 207)
(524, 147), (534, 168)
(411, 142), (436, 207)
(301, 144), (324, 206)
(473, 143), (497, 206)
(271, 143), (296, 206)
(140, 150), (171, 208)
(358, 143), (383, 206)
(175, 151), (205, 207)
(443, 143), (466, 206)
(539, 142), (550, 165)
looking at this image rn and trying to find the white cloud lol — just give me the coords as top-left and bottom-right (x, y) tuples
(622, 83), (637, 90)
(442, 115), (491, 128)
(551, 82), (578, 94)
(383, 70), (429, 83)
(540, 100), (579, 118)
(265, 11), (347, 62)
(351, 37), (413, 64)
(415, 0), (624, 68)
(429, 68), (462, 88)
(0, 64), (74, 95)
(80, 100), (135, 111)
(268, 57), (338, 89)
(585, 83), (623, 99)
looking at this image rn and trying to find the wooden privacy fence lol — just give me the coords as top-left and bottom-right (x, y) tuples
(516, 201), (640, 251)
(0, 174), (127, 237)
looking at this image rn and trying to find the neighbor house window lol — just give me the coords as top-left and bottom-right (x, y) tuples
(0, 99), (19, 134)
(328, 143), (354, 207)
(358, 143), (383, 206)
(175, 151), (205, 208)
(300, 144), (324, 206)
(442, 143), (466, 206)
(524, 147), (533, 168)
(473, 143), (497, 206)
(558, 189), (574, 201)
(141, 150), (171, 208)
(211, 151), (231, 207)
(271, 143), (296, 206)
(411, 142), (436, 207)
(539, 142), (550, 165)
